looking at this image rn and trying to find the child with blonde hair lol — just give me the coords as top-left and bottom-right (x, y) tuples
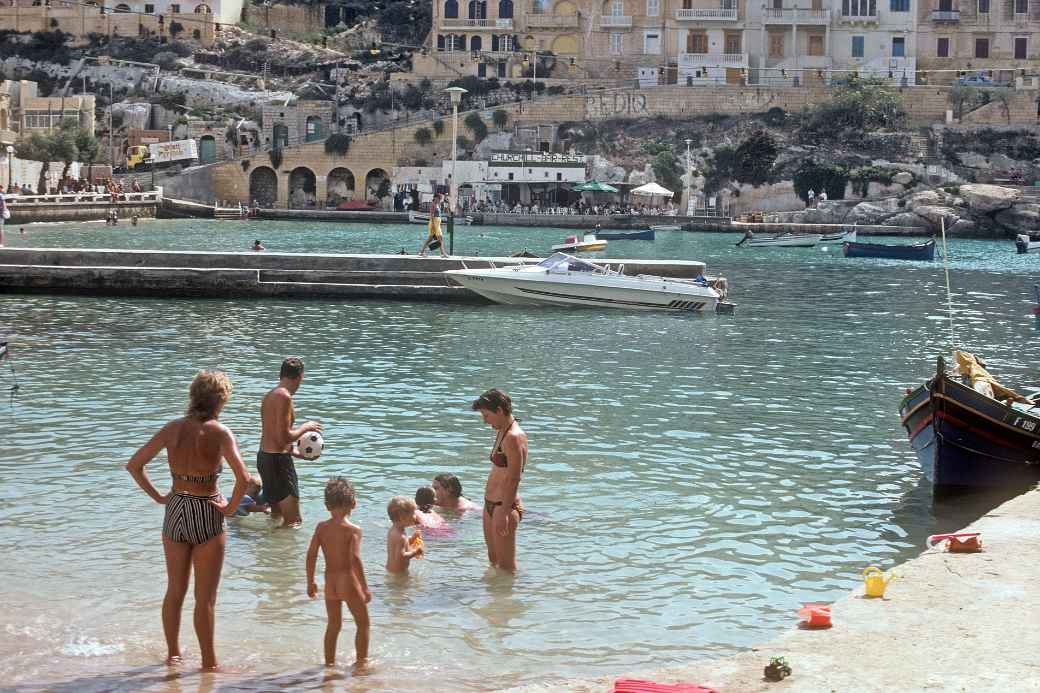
(306, 477), (371, 667)
(386, 496), (424, 574)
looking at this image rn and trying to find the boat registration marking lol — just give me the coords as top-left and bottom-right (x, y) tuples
(1012, 417), (1037, 432)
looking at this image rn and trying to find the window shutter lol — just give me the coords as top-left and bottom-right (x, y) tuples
(1003, 0), (1013, 19)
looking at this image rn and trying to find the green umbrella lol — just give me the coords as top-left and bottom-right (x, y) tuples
(572, 180), (619, 193)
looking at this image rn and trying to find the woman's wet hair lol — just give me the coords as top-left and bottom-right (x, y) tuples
(186, 370), (232, 420)
(415, 486), (436, 512)
(325, 477), (356, 510)
(433, 473), (463, 499)
(471, 387), (512, 415)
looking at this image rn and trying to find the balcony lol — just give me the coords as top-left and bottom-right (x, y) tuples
(679, 51), (748, 68)
(525, 13), (579, 29)
(930, 9), (960, 19)
(837, 11), (879, 23)
(596, 15), (633, 29)
(674, 7), (739, 20)
(763, 7), (832, 24)
(441, 18), (514, 30)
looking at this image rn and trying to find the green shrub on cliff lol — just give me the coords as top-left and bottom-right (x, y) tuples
(801, 79), (905, 142)
(732, 131), (778, 185)
(793, 160), (848, 201)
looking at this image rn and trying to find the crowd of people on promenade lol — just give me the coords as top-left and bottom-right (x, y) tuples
(460, 199), (678, 217)
(127, 357), (527, 671)
(5, 176), (145, 200)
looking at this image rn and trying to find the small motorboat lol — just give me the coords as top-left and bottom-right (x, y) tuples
(819, 228), (857, 244)
(1015, 234), (1040, 254)
(408, 210), (473, 226)
(900, 353), (1040, 488)
(843, 238), (935, 261)
(597, 229), (656, 241)
(737, 232), (822, 248)
(649, 224), (682, 232)
(445, 252), (725, 312)
(552, 233), (608, 253)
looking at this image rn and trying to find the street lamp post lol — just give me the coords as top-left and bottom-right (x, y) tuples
(6, 145), (14, 192)
(684, 138), (692, 216)
(444, 86), (468, 256)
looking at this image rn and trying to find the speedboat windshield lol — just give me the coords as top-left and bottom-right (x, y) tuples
(536, 253), (604, 274)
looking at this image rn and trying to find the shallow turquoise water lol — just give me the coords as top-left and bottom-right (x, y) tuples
(0, 220), (1037, 691)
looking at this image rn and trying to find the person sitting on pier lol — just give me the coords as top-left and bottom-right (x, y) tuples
(253, 240), (266, 252)
(131, 179), (142, 194)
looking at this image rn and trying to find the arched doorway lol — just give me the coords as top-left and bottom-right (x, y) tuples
(272, 124), (289, 150)
(364, 168), (389, 202)
(288, 167), (316, 208)
(194, 3), (211, 13)
(305, 116), (322, 142)
(198, 135), (217, 164)
(248, 166), (278, 207)
(444, 0), (459, 18)
(470, 35), (482, 51)
(499, 0), (513, 18)
(326, 167), (355, 206)
(551, 34), (578, 55)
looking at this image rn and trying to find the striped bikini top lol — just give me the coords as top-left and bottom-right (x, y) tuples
(171, 465), (223, 484)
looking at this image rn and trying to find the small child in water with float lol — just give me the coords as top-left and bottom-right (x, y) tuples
(233, 473), (270, 516)
(306, 477), (371, 667)
(385, 496), (424, 574)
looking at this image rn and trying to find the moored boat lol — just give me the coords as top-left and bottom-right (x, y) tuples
(819, 228), (857, 244)
(649, 224), (682, 232)
(408, 210), (473, 226)
(552, 233), (608, 253)
(899, 354), (1040, 488)
(1015, 234), (1040, 254)
(738, 233), (822, 248)
(444, 252), (726, 312)
(844, 238), (935, 260)
(597, 229), (656, 241)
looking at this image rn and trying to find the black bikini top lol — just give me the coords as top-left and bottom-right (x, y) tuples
(490, 420), (522, 469)
(171, 466), (223, 484)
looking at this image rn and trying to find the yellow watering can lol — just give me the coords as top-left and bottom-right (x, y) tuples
(862, 566), (895, 598)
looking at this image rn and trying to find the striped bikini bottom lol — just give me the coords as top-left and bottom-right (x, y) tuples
(163, 492), (225, 545)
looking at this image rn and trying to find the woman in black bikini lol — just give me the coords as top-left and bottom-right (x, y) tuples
(472, 388), (528, 573)
(127, 370), (249, 670)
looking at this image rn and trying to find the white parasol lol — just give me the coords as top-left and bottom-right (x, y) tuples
(630, 182), (674, 198)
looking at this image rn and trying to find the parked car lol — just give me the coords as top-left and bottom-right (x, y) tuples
(957, 71), (1011, 87)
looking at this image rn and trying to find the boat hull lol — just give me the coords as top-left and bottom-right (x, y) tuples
(1015, 235), (1040, 254)
(598, 229), (656, 241)
(819, 229), (857, 244)
(743, 234), (822, 248)
(899, 361), (1040, 488)
(446, 272), (718, 312)
(551, 241), (608, 252)
(649, 225), (681, 233)
(844, 239), (935, 260)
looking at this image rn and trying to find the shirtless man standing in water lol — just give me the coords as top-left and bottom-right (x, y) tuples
(259, 357), (322, 528)
(473, 388), (528, 573)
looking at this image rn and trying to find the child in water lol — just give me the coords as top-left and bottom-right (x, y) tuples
(233, 473), (270, 516)
(386, 496), (424, 574)
(413, 486), (446, 529)
(306, 477), (371, 667)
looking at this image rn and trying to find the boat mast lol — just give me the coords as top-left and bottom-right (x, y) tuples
(939, 217), (956, 354)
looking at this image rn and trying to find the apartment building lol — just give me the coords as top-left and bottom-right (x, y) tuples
(916, 0), (1040, 82)
(422, 0), (1035, 85)
(0, 80), (96, 138)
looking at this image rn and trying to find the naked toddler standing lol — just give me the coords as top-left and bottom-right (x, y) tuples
(306, 477), (371, 667)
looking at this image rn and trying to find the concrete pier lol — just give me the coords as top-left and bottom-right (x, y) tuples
(0, 248), (709, 301)
(4, 192), (161, 225)
(505, 487), (1040, 693)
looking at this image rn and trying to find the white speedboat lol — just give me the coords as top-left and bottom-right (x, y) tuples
(739, 233), (822, 248)
(408, 210), (473, 225)
(819, 229), (857, 244)
(552, 233), (607, 252)
(444, 253), (722, 312)
(1016, 234), (1040, 254)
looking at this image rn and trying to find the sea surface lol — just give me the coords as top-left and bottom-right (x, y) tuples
(1, 220), (1037, 692)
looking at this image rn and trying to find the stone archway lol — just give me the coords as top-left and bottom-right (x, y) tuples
(364, 168), (389, 202)
(288, 166), (317, 209)
(249, 166), (277, 207)
(327, 167), (355, 206)
(551, 34), (578, 54)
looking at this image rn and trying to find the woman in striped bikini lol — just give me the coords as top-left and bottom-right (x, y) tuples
(127, 370), (249, 670)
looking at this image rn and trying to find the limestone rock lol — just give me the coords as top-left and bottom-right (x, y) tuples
(913, 205), (960, 227)
(957, 152), (989, 169)
(473, 132), (513, 160)
(959, 184), (1021, 212)
(627, 164), (656, 186)
(994, 203), (1040, 235)
(909, 190), (942, 208)
(893, 172), (914, 185)
(886, 212), (931, 229)
(587, 155), (626, 184)
(113, 102), (152, 130)
(846, 201), (892, 225)
(948, 219), (978, 236)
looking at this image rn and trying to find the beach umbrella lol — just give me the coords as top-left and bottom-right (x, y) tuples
(572, 180), (619, 193)
(630, 182), (674, 198)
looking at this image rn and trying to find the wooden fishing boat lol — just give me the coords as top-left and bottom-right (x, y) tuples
(738, 233), (822, 248)
(844, 239), (935, 260)
(899, 355), (1040, 488)
(596, 229), (656, 241)
(552, 233), (608, 253)
(819, 228), (857, 244)
(649, 224), (682, 232)
(1015, 234), (1040, 254)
